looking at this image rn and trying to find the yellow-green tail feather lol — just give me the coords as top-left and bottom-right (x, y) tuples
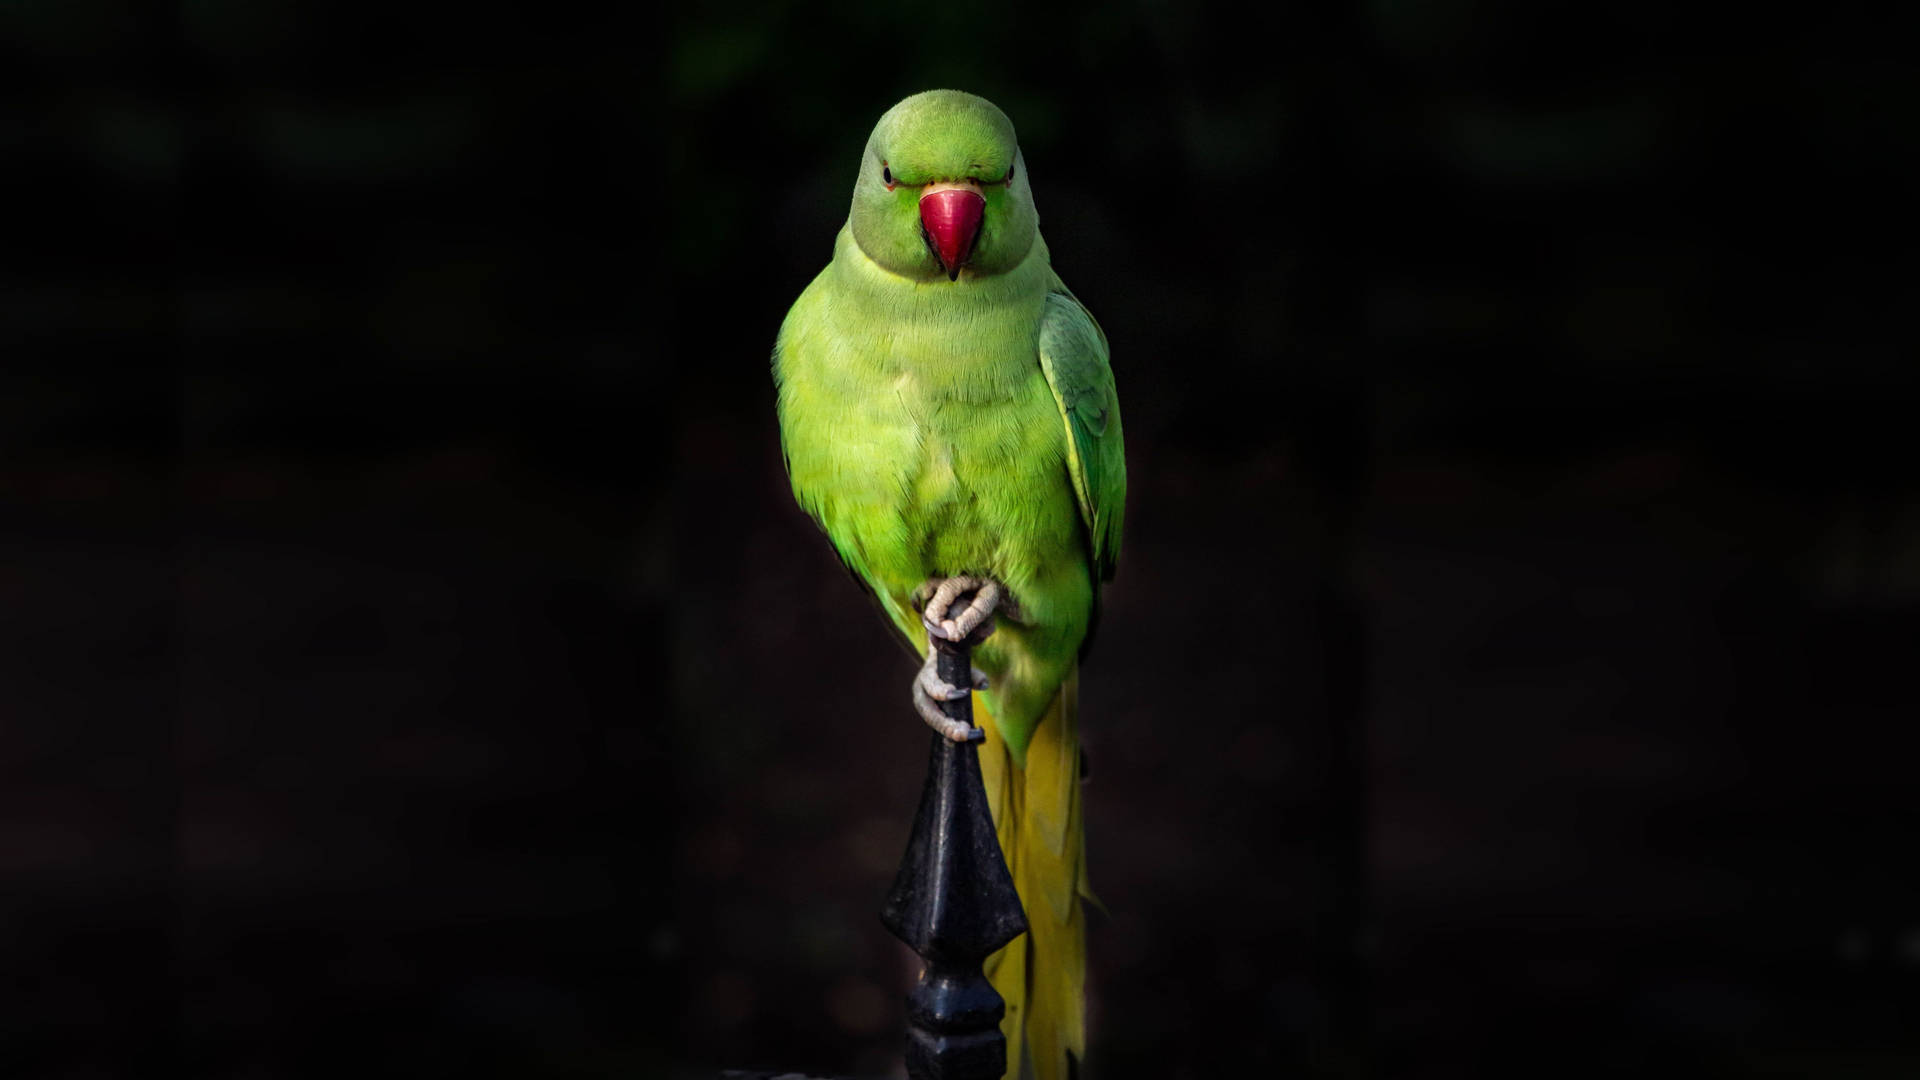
(976, 670), (1088, 1080)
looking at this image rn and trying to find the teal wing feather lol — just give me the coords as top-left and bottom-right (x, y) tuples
(1037, 285), (1125, 583)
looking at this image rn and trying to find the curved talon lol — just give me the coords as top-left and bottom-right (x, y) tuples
(924, 612), (994, 643)
(920, 575), (1004, 643)
(917, 654), (988, 701)
(913, 677), (981, 742)
(919, 575), (979, 640)
(943, 580), (1002, 642)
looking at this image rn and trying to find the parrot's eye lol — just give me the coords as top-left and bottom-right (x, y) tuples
(882, 164), (893, 185)
(1005, 163), (1015, 185)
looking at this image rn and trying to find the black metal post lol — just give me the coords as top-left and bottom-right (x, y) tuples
(880, 609), (1029, 1080)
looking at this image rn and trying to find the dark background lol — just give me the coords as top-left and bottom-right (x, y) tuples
(5, 1), (1916, 1077)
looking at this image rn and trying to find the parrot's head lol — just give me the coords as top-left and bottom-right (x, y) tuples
(848, 90), (1038, 283)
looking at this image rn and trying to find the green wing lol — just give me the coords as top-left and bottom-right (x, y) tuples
(1037, 284), (1125, 582)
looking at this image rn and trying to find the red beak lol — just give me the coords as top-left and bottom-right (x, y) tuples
(919, 188), (985, 280)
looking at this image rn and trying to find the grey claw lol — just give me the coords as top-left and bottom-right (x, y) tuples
(920, 575), (1004, 644)
(947, 581), (1002, 642)
(917, 665), (970, 702)
(915, 656), (987, 699)
(912, 677), (979, 742)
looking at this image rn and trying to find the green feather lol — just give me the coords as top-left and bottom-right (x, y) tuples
(1037, 287), (1125, 583)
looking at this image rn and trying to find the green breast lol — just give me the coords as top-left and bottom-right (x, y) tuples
(775, 227), (1081, 626)
(900, 368), (1080, 592)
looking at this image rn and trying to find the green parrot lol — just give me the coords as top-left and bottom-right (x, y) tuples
(772, 90), (1124, 1080)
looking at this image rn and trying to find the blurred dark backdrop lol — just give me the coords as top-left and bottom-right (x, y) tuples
(4, 1), (1916, 1077)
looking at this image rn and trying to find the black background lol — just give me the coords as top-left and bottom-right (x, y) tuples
(4, 1), (1917, 1077)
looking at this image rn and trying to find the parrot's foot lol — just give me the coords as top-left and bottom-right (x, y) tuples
(917, 574), (1006, 644)
(913, 651), (988, 743)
